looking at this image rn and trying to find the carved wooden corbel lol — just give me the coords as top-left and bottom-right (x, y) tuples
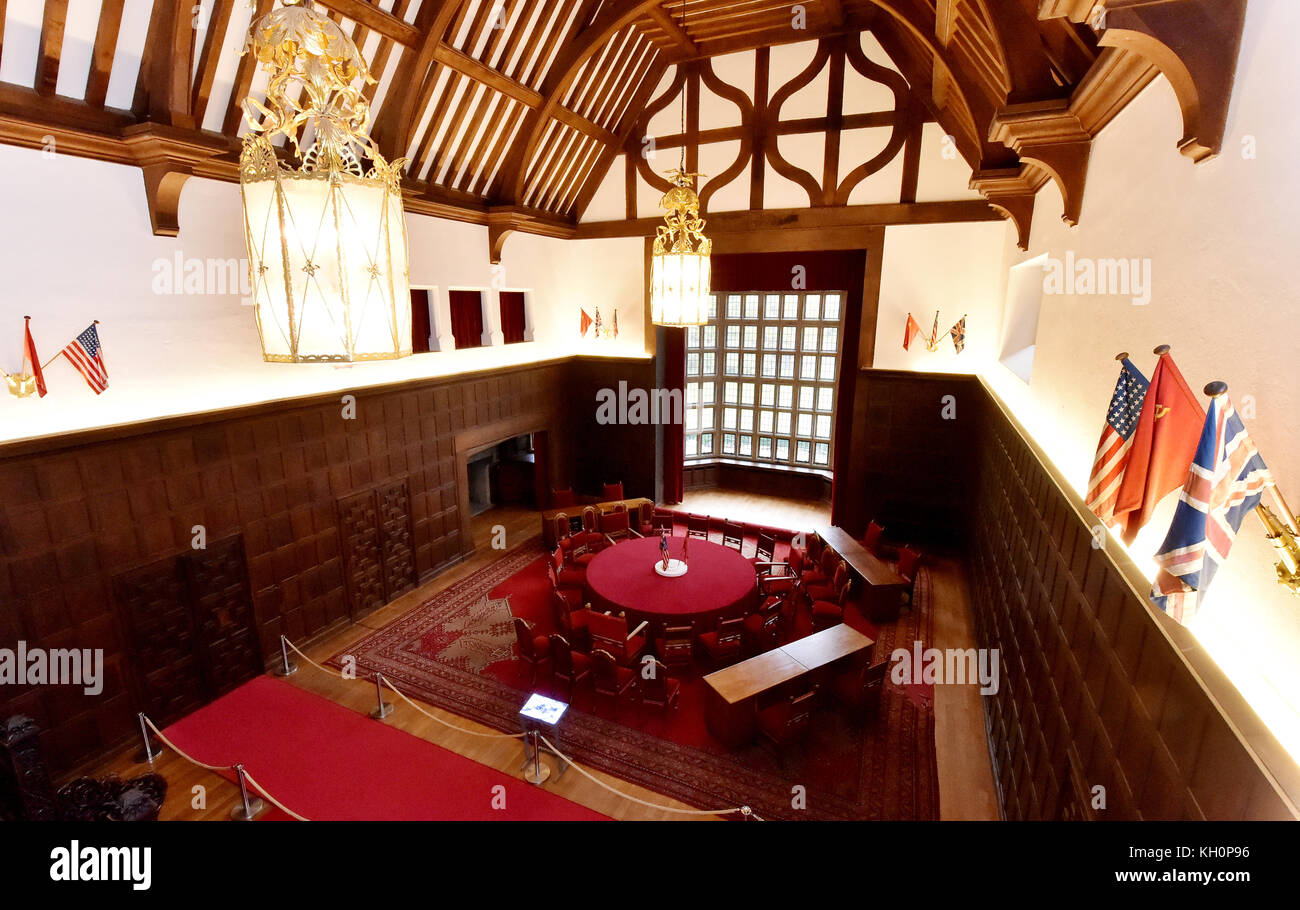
(989, 99), (1092, 227)
(1097, 0), (1248, 163)
(970, 166), (1039, 251)
(120, 124), (233, 237)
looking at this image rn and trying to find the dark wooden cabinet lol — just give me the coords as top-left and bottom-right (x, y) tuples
(340, 478), (417, 618)
(113, 536), (262, 727)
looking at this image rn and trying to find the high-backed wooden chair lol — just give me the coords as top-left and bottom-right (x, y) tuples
(687, 513), (710, 540)
(551, 488), (576, 508)
(811, 571), (853, 630)
(652, 510), (675, 534)
(657, 624), (695, 671)
(862, 520), (886, 556)
(512, 617), (551, 685)
(585, 610), (647, 665)
(831, 660), (887, 720)
(636, 501), (655, 536)
(743, 597), (784, 653)
(549, 634), (591, 700)
(551, 590), (589, 642)
(698, 617), (745, 667)
(602, 481), (624, 501)
(897, 545), (922, 605)
(758, 688), (818, 755)
(806, 559), (848, 605)
(591, 649), (638, 716)
(550, 544), (586, 588)
(752, 531), (776, 564)
(722, 520), (744, 551)
(600, 508), (642, 545)
(638, 657), (681, 717)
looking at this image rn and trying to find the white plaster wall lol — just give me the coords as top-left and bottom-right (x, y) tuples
(983, 0), (1300, 764)
(0, 146), (646, 444)
(875, 220), (1014, 372)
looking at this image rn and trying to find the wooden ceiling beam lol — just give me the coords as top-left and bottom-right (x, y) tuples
(497, 0), (665, 204)
(573, 199), (1002, 238)
(192, 0), (235, 127)
(85, 0), (126, 109)
(311, 0), (422, 47)
(370, 0), (463, 160)
(646, 4), (699, 55)
(34, 0), (69, 96)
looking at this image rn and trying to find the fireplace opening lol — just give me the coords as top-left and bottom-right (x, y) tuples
(466, 433), (538, 516)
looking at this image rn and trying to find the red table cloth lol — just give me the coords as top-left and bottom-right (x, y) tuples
(583, 536), (758, 628)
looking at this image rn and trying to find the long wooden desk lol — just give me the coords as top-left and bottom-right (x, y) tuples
(816, 525), (909, 621)
(704, 624), (874, 746)
(541, 497), (653, 546)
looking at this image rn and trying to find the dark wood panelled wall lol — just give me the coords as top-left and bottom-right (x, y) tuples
(845, 369), (1299, 820)
(0, 357), (647, 773)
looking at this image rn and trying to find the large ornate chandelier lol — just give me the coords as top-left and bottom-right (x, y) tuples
(239, 0), (411, 362)
(649, 0), (710, 328)
(650, 169), (712, 327)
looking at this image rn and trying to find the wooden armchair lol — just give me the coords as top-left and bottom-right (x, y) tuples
(657, 624), (695, 671)
(758, 688), (818, 754)
(591, 649), (639, 716)
(548, 634), (591, 700)
(639, 657), (681, 717)
(512, 618), (551, 685)
(599, 508), (643, 546)
(585, 609), (648, 665)
(698, 617), (745, 667)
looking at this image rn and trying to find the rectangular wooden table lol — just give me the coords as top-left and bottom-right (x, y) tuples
(703, 625), (875, 746)
(541, 497), (653, 547)
(816, 525), (910, 621)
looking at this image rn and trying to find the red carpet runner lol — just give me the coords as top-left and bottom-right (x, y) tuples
(331, 534), (941, 821)
(163, 675), (607, 821)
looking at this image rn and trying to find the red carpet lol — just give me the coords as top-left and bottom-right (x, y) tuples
(163, 675), (607, 821)
(332, 532), (940, 820)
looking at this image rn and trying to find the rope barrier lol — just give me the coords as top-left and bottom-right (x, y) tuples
(283, 636), (525, 740)
(242, 770), (310, 821)
(142, 716), (237, 772)
(164, 633), (766, 821)
(538, 734), (756, 819)
(142, 715), (309, 820)
(379, 675), (527, 740)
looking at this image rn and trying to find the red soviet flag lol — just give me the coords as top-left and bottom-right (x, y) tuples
(903, 313), (922, 351)
(1114, 350), (1205, 544)
(23, 317), (47, 398)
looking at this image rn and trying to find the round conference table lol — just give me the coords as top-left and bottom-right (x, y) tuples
(583, 535), (758, 630)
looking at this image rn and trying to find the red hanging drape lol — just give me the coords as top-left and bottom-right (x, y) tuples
(449, 290), (484, 349)
(664, 327), (686, 504)
(410, 289), (431, 353)
(499, 291), (527, 344)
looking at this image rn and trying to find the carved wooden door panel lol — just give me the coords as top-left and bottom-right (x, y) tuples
(378, 479), (417, 602)
(184, 537), (263, 699)
(113, 558), (206, 726)
(339, 489), (386, 617)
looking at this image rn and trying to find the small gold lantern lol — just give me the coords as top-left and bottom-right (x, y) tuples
(239, 0), (411, 363)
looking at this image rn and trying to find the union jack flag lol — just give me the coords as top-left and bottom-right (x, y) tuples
(1085, 358), (1148, 525)
(1151, 395), (1274, 624)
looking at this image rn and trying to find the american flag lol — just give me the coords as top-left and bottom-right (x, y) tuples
(60, 324), (108, 394)
(1085, 358), (1148, 524)
(1151, 395), (1273, 624)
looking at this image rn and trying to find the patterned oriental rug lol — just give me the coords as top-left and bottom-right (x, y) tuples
(330, 537), (940, 821)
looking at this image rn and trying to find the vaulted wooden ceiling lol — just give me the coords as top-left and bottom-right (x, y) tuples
(0, 0), (1246, 247)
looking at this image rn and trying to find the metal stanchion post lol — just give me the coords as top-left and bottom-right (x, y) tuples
(370, 672), (394, 720)
(276, 634), (298, 677)
(132, 712), (164, 764)
(230, 763), (266, 821)
(523, 729), (550, 785)
(740, 805), (753, 820)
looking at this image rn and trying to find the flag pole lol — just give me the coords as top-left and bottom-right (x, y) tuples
(1205, 379), (1300, 591)
(1115, 351), (1128, 361)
